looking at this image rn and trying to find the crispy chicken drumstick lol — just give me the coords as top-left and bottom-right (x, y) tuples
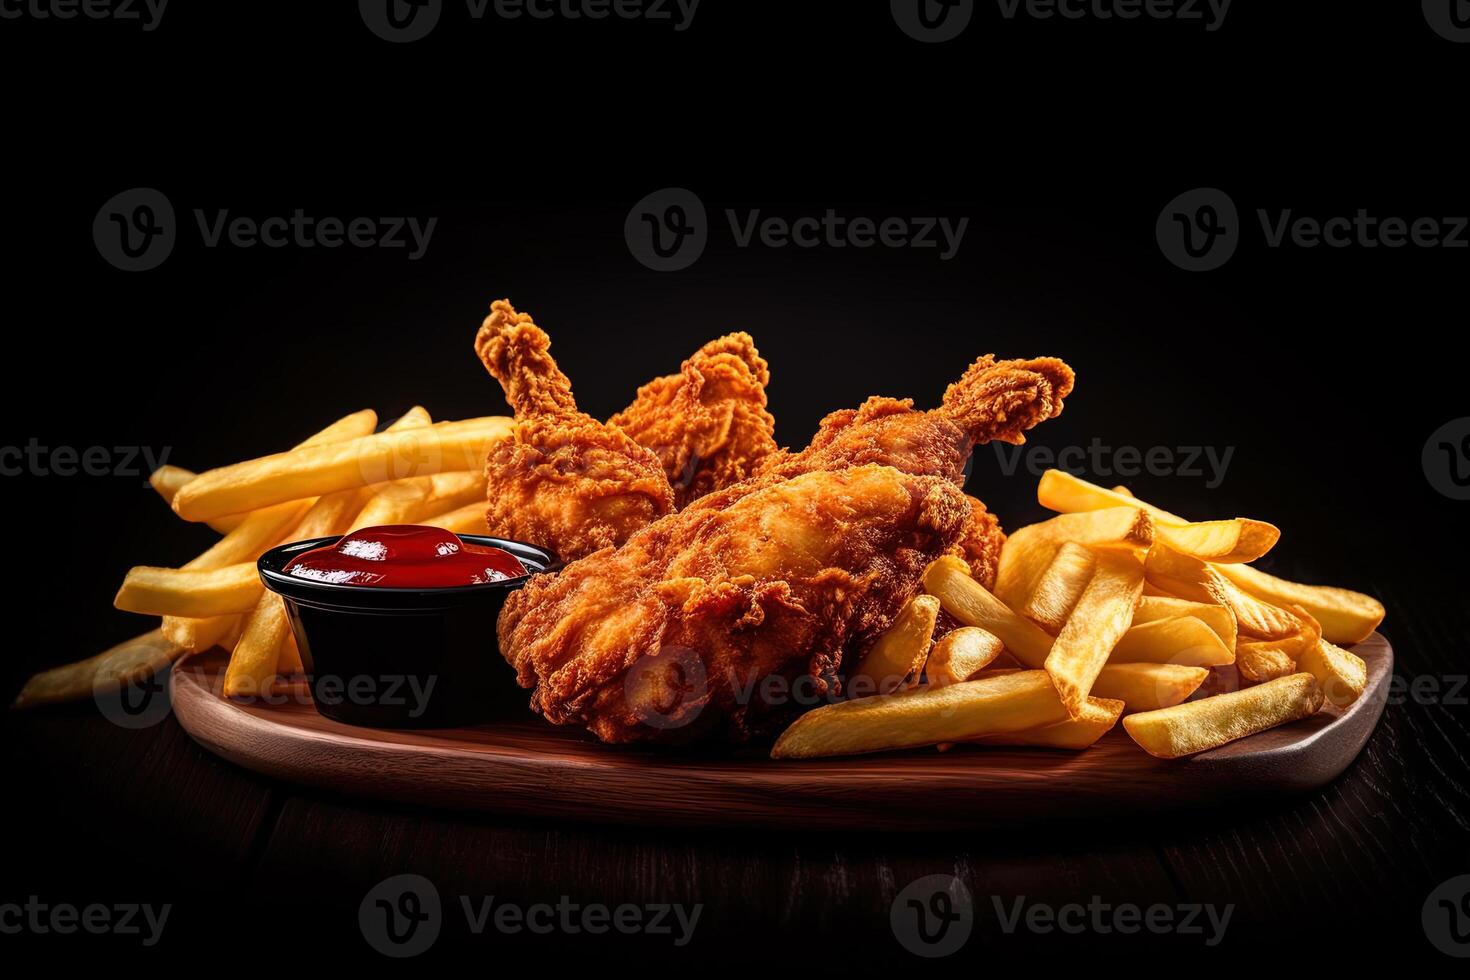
(498, 353), (1075, 743)
(475, 299), (675, 561)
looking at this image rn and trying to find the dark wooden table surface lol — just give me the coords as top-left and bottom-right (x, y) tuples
(6, 578), (1467, 966)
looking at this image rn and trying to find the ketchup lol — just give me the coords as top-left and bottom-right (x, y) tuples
(283, 525), (527, 588)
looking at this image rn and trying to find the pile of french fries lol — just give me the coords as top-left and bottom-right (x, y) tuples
(773, 470), (1385, 760)
(12, 408), (511, 709)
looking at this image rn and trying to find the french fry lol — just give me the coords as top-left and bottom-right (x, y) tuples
(993, 506), (1153, 609)
(1133, 595), (1237, 649)
(1109, 616), (1235, 668)
(1232, 605), (1320, 682)
(424, 501), (490, 535)
(151, 466), (244, 534)
(11, 629), (185, 709)
(1044, 549), (1144, 718)
(850, 595), (940, 696)
(923, 556), (1054, 668)
(114, 563), (262, 617)
(1215, 563), (1384, 645)
(1123, 673), (1325, 759)
(1042, 470), (1383, 644)
(161, 408), (381, 651)
(925, 627), (1004, 686)
(970, 696), (1125, 750)
(172, 415), (511, 522)
(1088, 662), (1209, 711)
(278, 630), (304, 675)
(1154, 518), (1280, 564)
(352, 470), (488, 530)
(221, 411), (431, 697)
(770, 670), (1071, 759)
(1296, 638), (1368, 708)
(1020, 541), (1095, 634)
(1144, 544), (1299, 640)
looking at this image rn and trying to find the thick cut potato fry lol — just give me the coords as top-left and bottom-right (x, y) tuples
(172, 416), (511, 522)
(352, 470), (488, 531)
(925, 627), (1004, 686)
(1153, 518), (1280, 564)
(224, 591), (293, 698)
(161, 614), (240, 653)
(851, 595), (940, 696)
(1123, 673), (1324, 759)
(770, 670), (1071, 759)
(1234, 606), (1319, 682)
(1109, 616), (1235, 668)
(1133, 595), (1237, 649)
(1021, 541), (1095, 634)
(1089, 662), (1209, 711)
(12, 629), (186, 708)
(278, 630), (304, 675)
(923, 556), (1054, 668)
(993, 507), (1153, 609)
(114, 563), (261, 617)
(1044, 549), (1144, 718)
(1215, 563), (1384, 645)
(1297, 638), (1368, 707)
(1144, 544), (1298, 639)
(1042, 470), (1384, 644)
(970, 696), (1125, 750)
(424, 501), (490, 535)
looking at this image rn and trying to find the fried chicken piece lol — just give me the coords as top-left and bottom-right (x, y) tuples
(499, 465), (972, 743)
(954, 494), (1005, 589)
(475, 299), (675, 561)
(608, 333), (777, 507)
(692, 353), (1075, 511)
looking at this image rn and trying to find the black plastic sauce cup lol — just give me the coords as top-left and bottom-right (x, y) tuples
(257, 534), (556, 729)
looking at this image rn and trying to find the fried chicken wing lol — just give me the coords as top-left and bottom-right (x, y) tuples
(608, 332), (777, 507)
(499, 465), (972, 743)
(475, 299), (675, 561)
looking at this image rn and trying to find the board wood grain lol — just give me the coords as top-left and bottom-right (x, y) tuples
(170, 634), (1391, 831)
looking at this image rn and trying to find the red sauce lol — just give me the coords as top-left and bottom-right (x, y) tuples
(283, 525), (527, 588)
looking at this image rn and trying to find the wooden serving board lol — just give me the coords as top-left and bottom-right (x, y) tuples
(170, 634), (1391, 831)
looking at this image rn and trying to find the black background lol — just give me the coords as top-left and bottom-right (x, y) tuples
(2, 0), (1467, 967)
